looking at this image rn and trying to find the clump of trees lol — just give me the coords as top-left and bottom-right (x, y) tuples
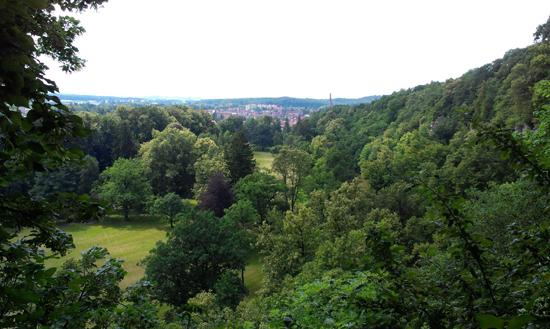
(144, 209), (251, 307)
(0, 1), (165, 327)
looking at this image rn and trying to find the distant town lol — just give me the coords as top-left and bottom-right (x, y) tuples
(204, 104), (308, 126)
(58, 94), (380, 125)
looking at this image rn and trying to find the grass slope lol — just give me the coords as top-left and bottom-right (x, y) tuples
(254, 151), (274, 171)
(47, 215), (168, 288)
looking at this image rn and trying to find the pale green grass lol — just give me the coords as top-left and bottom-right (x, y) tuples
(47, 214), (265, 294)
(47, 215), (168, 288)
(244, 254), (264, 296)
(254, 151), (274, 171)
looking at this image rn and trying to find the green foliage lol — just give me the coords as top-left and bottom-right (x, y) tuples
(526, 80), (550, 167)
(198, 172), (234, 217)
(111, 282), (164, 329)
(95, 158), (151, 221)
(140, 126), (197, 197)
(148, 192), (186, 228)
(214, 270), (247, 309)
(193, 137), (228, 198)
(144, 209), (251, 307)
(224, 130), (256, 184)
(323, 177), (375, 236)
(272, 147), (312, 211)
(1, 246), (125, 328)
(0, 1), (114, 326)
(30, 155), (99, 199)
(76, 106), (214, 169)
(534, 16), (550, 43)
(257, 205), (321, 290)
(187, 291), (236, 328)
(223, 199), (260, 230)
(218, 20), (550, 328)
(263, 271), (401, 328)
(244, 116), (283, 150)
(234, 172), (286, 220)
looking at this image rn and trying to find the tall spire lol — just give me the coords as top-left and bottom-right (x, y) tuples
(329, 93), (333, 108)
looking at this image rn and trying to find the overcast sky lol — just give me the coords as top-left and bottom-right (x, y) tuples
(45, 0), (550, 99)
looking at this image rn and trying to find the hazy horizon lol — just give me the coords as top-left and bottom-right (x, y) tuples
(45, 0), (550, 99)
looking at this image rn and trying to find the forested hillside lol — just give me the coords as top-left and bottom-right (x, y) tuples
(1, 1), (550, 328)
(201, 20), (550, 328)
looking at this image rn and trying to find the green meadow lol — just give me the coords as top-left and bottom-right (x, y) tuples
(254, 151), (275, 171)
(46, 154), (273, 291)
(49, 216), (264, 293)
(47, 215), (168, 288)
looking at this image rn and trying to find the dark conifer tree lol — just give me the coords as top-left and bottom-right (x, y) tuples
(198, 173), (234, 217)
(224, 130), (256, 183)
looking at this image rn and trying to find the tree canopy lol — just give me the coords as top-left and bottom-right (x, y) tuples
(95, 158), (151, 221)
(140, 126), (197, 197)
(224, 130), (256, 184)
(144, 209), (250, 306)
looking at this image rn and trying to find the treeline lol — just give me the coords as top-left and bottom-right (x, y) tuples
(74, 105), (214, 170)
(187, 96), (379, 110)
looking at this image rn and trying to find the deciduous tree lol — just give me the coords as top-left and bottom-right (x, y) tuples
(198, 172), (234, 217)
(272, 147), (312, 211)
(140, 126), (197, 197)
(148, 192), (186, 228)
(95, 158), (151, 221)
(144, 210), (250, 306)
(234, 172), (286, 220)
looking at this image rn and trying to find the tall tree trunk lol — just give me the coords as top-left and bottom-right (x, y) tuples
(123, 204), (129, 221)
(241, 267), (245, 286)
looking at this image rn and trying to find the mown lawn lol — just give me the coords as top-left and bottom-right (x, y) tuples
(47, 215), (168, 288)
(48, 214), (265, 292)
(254, 151), (274, 171)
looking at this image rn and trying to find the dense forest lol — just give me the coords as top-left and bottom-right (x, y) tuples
(1, 1), (550, 328)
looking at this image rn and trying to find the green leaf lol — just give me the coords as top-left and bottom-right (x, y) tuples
(476, 314), (505, 329)
(42, 267), (57, 278)
(9, 288), (40, 303)
(29, 0), (49, 9)
(508, 315), (534, 329)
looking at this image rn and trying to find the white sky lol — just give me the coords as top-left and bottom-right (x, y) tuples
(45, 0), (550, 99)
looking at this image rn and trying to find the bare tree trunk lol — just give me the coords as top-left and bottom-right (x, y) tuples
(123, 204), (129, 221)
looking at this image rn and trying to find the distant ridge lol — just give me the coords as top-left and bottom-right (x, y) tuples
(186, 96), (381, 109)
(56, 94), (381, 109)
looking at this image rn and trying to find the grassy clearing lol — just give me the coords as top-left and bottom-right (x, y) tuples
(47, 215), (168, 288)
(254, 151), (274, 171)
(244, 254), (264, 296)
(48, 214), (265, 293)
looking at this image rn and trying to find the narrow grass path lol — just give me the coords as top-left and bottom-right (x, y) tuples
(244, 254), (264, 296)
